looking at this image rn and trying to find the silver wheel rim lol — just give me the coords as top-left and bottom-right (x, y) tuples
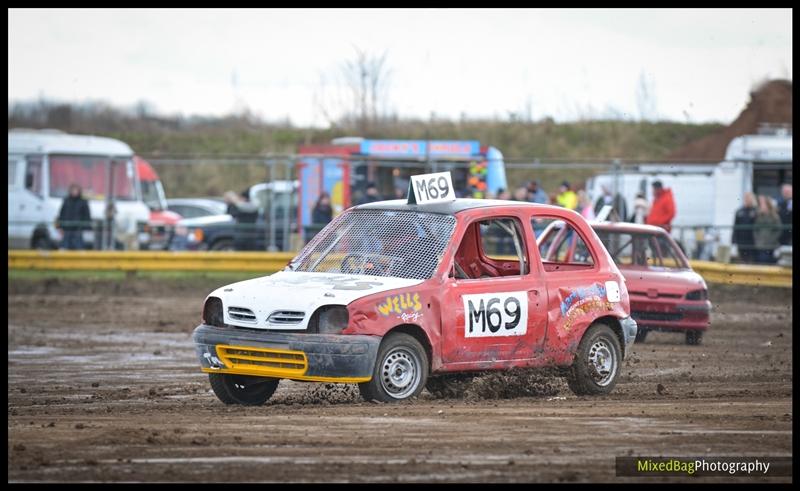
(588, 339), (617, 386)
(380, 347), (421, 399)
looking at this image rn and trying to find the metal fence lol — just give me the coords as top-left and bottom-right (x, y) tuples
(8, 155), (792, 266)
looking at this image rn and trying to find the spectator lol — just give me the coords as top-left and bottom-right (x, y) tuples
(754, 195), (782, 264)
(56, 183), (91, 250)
(594, 185), (628, 222)
(497, 188), (512, 200)
(630, 193), (649, 224)
(226, 190), (260, 251)
(645, 180), (676, 232)
(577, 190), (595, 220)
(512, 187), (529, 202)
(526, 180), (548, 204)
(555, 181), (578, 210)
(357, 182), (382, 205)
(732, 192), (758, 263)
(777, 183), (792, 245)
(312, 192), (333, 225)
(394, 187), (406, 200)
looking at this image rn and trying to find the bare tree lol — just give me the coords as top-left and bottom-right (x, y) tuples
(314, 47), (392, 133)
(635, 70), (658, 122)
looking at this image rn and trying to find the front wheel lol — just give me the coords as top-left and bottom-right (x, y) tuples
(566, 323), (622, 396)
(208, 373), (279, 405)
(359, 333), (429, 403)
(685, 330), (704, 345)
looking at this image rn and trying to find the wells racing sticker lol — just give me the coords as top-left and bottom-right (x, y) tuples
(558, 282), (619, 333)
(462, 291), (528, 338)
(377, 292), (424, 323)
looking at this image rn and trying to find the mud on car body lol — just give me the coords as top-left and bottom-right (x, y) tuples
(193, 174), (637, 404)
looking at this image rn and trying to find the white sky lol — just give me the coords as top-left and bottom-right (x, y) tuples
(8, 8), (793, 127)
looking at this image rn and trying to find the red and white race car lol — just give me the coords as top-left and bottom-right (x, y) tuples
(193, 173), (638, 404)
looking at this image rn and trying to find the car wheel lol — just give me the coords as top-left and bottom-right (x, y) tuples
(208, 373), (279, 405)
(210, 239), (235, 251)
(359, 333), (429, 403)
(566, 323), (622, 396)
(685, 330), (704, 346)
(634, 328), (648, 343)
(32, 233), (54, 250)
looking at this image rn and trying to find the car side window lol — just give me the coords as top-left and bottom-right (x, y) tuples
(535, 217), (595, 271)
(453, 217), (528, 279)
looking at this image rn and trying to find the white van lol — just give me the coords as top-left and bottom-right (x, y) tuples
(8, 129), (151, 249)
(586, 127), (792, 259)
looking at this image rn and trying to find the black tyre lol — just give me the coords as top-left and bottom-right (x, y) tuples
(566, 323), (623, 396)
(208, 373), (279, 405)
(634, 328), (648, 343)
(32, 233), (54, 250)
(685, 330), (704, 346)
(210, 239), (235, 251)
(359, 333), (429, 403)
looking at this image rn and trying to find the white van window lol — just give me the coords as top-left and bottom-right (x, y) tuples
(25, 157), (43, 196)
(8, 159), (18, 187)
(49, 155), (136, 200)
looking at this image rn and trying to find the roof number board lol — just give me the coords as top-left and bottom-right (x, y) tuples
(408, 172), (456, 205)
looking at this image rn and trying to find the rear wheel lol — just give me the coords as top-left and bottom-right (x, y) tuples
(359, 333), (429, 403)
(208, 373), (279, 405)
(685, 330), (704, 345)
(566, 323), (622, 396)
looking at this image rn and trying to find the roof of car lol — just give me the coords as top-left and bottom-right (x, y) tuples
(590, 221), (669, 234)
(354, 198), (563, 215)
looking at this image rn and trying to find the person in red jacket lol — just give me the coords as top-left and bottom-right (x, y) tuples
(645, 180), (676, 232)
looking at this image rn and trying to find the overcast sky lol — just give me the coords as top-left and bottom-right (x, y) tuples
(8, 8), (793, 126)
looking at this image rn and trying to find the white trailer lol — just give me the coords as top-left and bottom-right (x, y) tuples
(8, 129), (152, 249)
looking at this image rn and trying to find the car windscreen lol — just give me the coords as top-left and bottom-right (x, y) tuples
(594, 230), (689, 270)
(289, 209), (457, 280)
(49, 155), (136, 201)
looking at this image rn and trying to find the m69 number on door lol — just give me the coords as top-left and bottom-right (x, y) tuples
(462, 292), (528, 338)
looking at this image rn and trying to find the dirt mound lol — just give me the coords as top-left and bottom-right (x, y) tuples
(668, 79), (792, 160)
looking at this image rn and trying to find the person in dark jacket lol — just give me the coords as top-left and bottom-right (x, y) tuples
(777, 183), (792, 245)
(594, 185), (628, 222)
(56, 183), (91, 250)
(732, 192), (758, 263)
(356, 182), (382, 205)
(312, 192), (333, 225)
(225, 190), (260, 251)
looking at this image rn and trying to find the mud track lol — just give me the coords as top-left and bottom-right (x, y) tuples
(8, 278), (792, 482)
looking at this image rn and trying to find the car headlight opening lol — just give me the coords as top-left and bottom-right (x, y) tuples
(316, 306), (349, 334)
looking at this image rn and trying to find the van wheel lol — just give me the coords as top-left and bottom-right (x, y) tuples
(208, 373), (279, 405)
(359, 333), (428, 403)
(685, 330), (704, 345)
(566, 323), (622, 396)
(32, 233), (54, 250)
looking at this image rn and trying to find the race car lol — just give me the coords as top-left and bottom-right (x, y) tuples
(537, 220), (711, 345)
(193, 172), (637, 404)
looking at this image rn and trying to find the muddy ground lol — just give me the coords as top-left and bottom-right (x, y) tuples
(8, 277), (793, 482)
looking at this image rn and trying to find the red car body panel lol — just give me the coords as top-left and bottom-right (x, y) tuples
(343, 202), (633, 373)
(590, 222), (711, 333)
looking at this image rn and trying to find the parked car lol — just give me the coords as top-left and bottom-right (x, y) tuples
(169, 181), (298, 251)
(538, 220), (710, 345)
(136, 157), (182, 250)
(192, 178), (637, 405)
(166, 198), (228, 219)
(8, 129), (151, 250)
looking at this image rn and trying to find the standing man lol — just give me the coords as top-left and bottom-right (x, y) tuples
(645, 180), (676, 232)
(56, 183), (91, 250)
(357, 182), (382, 205)
(777, 183), (792, 246)
(526, 180), (548, 204)
(594, 185), (628, 222)
(732, 192), (758, 263)
(555, 181), (578, 210)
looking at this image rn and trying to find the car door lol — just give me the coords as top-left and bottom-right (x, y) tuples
(440, 214), (548, 366)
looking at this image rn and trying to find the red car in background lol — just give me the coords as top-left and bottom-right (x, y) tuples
(537, 221), (710, 345)
(135, 157), (182, 250)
